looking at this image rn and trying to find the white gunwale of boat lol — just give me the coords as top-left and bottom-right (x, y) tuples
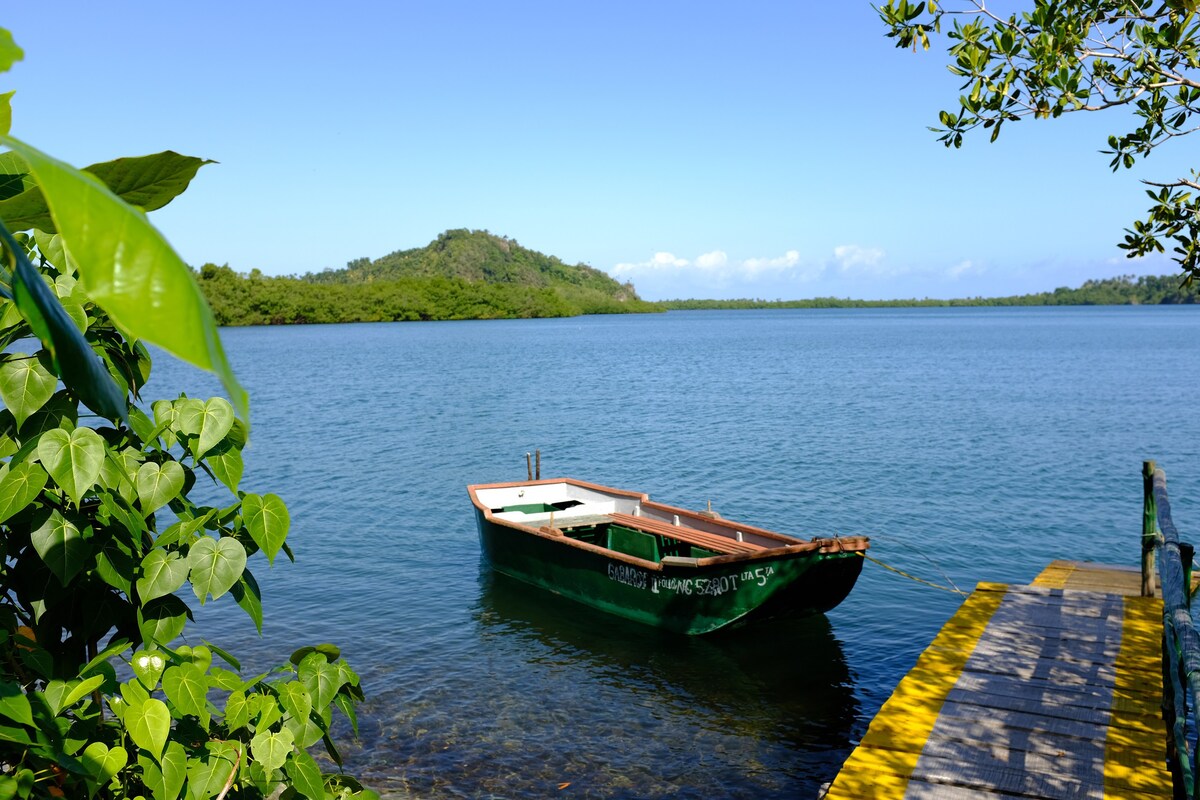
(467, 477), (869, 564)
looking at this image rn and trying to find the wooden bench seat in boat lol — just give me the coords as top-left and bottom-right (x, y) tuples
(608, 512), (766, 555)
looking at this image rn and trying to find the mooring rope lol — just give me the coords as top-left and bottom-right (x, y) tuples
(857, 552), (969, 597)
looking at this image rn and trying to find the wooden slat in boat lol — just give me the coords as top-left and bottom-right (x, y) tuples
(608, 511), (766, 554)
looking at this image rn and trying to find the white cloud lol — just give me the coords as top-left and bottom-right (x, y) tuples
(613, 251), (690, 275)
(614, 248), (816, 282)
(946, 259), (983, 279)
(610, 247), (824, 299)
(695, 250), (728, 270)
(833, 244), (886, 273)
(743, 250), (800, 275)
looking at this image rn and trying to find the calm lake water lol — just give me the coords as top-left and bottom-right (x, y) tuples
(149, 307), (1200, 799)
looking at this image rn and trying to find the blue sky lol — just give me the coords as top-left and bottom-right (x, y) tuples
(2, 2), (1192, 301)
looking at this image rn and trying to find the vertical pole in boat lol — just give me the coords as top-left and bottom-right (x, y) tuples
(526, 453), (533, 481)
(1143, 459), (1158, 598)
(536, 450), (541, 480)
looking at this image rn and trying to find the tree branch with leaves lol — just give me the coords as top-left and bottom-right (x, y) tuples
(879, 0), (1200, 279)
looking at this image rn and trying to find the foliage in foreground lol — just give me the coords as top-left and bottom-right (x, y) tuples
(659, 273), (1200, 309)
(0, 29), (373, 800)
(879, 0), (1200, 281)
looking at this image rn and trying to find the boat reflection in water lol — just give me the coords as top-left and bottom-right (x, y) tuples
(472, 571), (860, 798)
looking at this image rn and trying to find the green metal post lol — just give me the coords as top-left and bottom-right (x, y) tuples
(1144, 460), (1158, 598)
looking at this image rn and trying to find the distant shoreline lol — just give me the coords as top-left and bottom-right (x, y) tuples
(658, 275), (1196, 310)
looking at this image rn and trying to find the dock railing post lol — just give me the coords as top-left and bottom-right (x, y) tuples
(1144, 460), (1159, 597)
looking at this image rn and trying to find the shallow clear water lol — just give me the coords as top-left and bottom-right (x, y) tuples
(148, 306), (1200, 798)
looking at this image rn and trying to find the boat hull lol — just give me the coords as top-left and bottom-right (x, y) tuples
(474, 509), (864, 635)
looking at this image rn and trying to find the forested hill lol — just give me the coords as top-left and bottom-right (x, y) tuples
(197, 229), (659, 325)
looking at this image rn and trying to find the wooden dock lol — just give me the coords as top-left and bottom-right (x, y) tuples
(823, 561), (1174, 799)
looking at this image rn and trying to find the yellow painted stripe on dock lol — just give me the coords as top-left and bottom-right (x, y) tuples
(1104, 595), (1173, 797)
(822, 584), (1007, 800)
(1032, 561), (1075, 589)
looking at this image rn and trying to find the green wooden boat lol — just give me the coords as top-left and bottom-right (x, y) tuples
(468, 478), (869, 635)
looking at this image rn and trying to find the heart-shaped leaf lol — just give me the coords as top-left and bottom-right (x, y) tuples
(189, 398), (233, 460)
(241, 493), (289, 565)
(278, 681), (312, 724)
(188, 536), (246, 604)
(298, 653), (344, 710)
(162, 662), (206, 719)
(135, 460), (184, 516)
(31, 509), (87, 585)
(0, 461), (47, 524)
(285, 749), (326, 800)
(82, 741), (128, 786)
(0, 354), (56, 428)
(130, 650), (167, 692)
(125, 697), (170, 762)
(139, 740), (185, 800)
(250, 727), (293, 772)
(137, 549), (189, 604)
(38, 426), (104, 507)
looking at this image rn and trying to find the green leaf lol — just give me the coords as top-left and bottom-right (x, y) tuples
(0, 461), (47, 524)
(130, 649), (167, 692)
(0, 137), (248, 424)
(162, 662), (207, 720)
(2, 222), (127, 422)
(186, 742), (239, 800)
(188, 536), (246, 604)
(136, 460), (184, 515)
(137, 550), (189, 603)
(242, 493), (289, 565)
(203, 640), (241, 671)
(285, 749), (326, 800)
(139, 740), (186, 800)
(31, 509), (87, 585)
(0, 150), (213, 241)
(278, 681), (312, 724)
(55, 673), (104, 714)
(137, 595), (190, 647)
(207, 447), (243, 494)
(0, 30), (23, 75)
(299, 653), (344, 710)
(0, 681), (32, 726)
(125, 697), (170, 762)
(250, 727), (293, 773)
(253, 693), (283, 731)
(37, 426), (104, 507)
(0, 151), (33, 203)
(175, 397), (233, 459)
(225, 690), (250, 731)
(231, 569), (263, 634)
(0, 354), (55, 428)
(0, 91), (10, 138)
(81, 741), (127, 791)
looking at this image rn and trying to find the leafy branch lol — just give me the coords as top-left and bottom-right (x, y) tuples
(878, 0), (1200, 279)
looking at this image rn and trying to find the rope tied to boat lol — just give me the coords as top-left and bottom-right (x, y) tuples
(857, 552), (969, 597)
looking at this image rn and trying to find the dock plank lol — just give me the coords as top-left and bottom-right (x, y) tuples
(823, 568), (1174, 800)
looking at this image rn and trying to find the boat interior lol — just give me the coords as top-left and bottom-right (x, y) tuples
(472, 480), (783, 563)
